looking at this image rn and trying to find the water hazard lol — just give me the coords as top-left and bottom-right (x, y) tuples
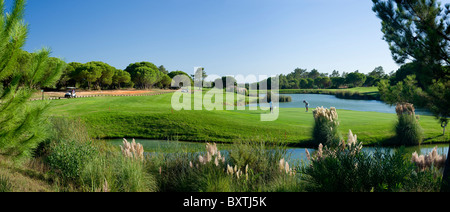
(249, 94), (432, 115)
(110, 139), (448, 163)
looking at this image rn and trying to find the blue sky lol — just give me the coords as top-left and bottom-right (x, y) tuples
(22, 0), (409, 78)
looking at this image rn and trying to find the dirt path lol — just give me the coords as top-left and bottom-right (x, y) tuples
(31, 89), (174, 100)
(43, 90), (158, 98)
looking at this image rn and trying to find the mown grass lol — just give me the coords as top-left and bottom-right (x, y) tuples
(45, 92), (449, 146)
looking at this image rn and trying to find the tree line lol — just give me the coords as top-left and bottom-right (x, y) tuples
(277, 66), (389, 89)
(50, 59), (422, 92)
(53, 61), (192, 90)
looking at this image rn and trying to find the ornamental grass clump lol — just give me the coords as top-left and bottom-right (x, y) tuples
(227, 141), (300, 192)
(152, 140), (301, 192)
(305, 130), (362, 163)
(312, 106), (341, 147)
(78, 139), (156, 192)
(194, 143), (226, 167)
(411, 147), (446, 171)
(120, 138), (144, 161)
(153, 142), (230, 192)
(394, 103), (423, 146)
(302, 130), (441, 192)
(345, 130), (363, 153)
(278, 158), (295, 176)
(226, 164), (249, 180)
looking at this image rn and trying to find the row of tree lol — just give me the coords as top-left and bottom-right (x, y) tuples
(52, 58), (439, 97)
(54, 61), (192, 90)
(52, 59), (418, 92)
(278, 66), (389, 89)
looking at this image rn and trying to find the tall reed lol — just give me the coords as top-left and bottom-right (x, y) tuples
(411, 147), (446, 171)
(150, 140), (301, 192)
(312, 107), (341, 147)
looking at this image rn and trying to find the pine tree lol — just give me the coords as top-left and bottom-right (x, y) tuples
(0, 0), (65, 159)
(372, 0), (450, 191)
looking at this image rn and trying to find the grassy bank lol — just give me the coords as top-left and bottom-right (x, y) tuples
(279, 87), (381, 100)
(46, 92), (449, 146)
(0, 155), (57, 192)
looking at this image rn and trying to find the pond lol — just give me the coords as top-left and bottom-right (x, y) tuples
(288, 143), (449, 162)
(110, 139), (448, 163)
(248, 94), (432, 115)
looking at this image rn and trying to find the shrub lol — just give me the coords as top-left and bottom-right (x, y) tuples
(149, 147), (207, 192)
(159, 143), (229, 192)
(150, 141), (301, 192)
(46, 140), (98, 183)
(227, 141), (300, 192)
(35, 117), (91, 158)
(265, 92), (292, 103)
(394, 103), (423, 146)
(279, 95), (292, 103)
(113, 156), (156, 192)
(42, 118), (157, 192)
(301, 133), (441, 192)
(0, 175), (12, 192)
(79, 139), (157, 192)
(79, 154), (111, 192)
(312, 107), (341, 147)
(411, 147), (446, 171)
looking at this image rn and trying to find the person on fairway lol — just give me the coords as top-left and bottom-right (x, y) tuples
(303, 100), (309, 112)
(270, 101), (274, 113)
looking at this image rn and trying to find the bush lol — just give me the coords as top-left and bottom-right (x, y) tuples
(114, 156), (156, 192)
(35, 117), (91, 158)
(76, 149), (156, 193)
(79, 140), (157, 192)
(228, 141), (300, 192)
(265, 92), (292, 103)
(279, 95), (292, 103)
(394, 103), (423, 146)
(79, 155), (110, 192)
(395, 115), (423, 146)
(150, 141), (301, 192)
(312, 107), (341, 147)
(150, 143), (229, 192)
(46, 140), (99, 183)
(42, 118), (157, 192)
(0, 175), (12, 192)
(301, 142), (441, 192)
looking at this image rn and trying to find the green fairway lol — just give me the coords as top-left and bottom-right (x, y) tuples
(46, 92), (449, 146)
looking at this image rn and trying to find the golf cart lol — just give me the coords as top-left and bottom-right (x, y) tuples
(64, 87), (77, 98)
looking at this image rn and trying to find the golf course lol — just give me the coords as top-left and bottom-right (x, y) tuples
(2, 0), (450, 194)
(46, 90), (449, 146)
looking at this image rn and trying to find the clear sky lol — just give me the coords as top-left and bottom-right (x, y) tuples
(22, 0), (411, 78)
